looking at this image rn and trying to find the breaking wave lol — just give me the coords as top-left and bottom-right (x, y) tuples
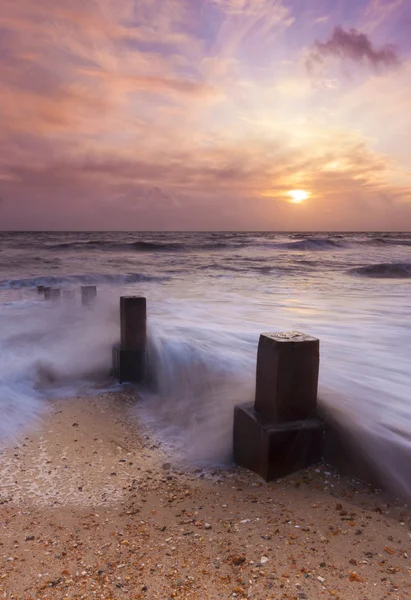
(361, 236), (411, 247)
(47, 240), (245, 253)
(278, 238), (345, 251)
(132, 241), (185, 251)
(349, 263), (411, 278)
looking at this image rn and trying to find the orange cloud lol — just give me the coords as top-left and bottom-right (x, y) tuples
(0, 0), (411, 230)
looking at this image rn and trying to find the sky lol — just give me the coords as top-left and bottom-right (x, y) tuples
(0, 0), (411, 230)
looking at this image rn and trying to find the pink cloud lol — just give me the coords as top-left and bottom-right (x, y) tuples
(307, 26), (400, 72)
(0, 0), (410, 230)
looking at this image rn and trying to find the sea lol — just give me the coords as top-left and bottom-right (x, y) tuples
(1, 231), (411, 496)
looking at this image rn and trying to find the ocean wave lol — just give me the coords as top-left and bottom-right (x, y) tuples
(0, 256), (61, 269)
(0, 272), (169, 289)
(196, 262), (313, 276)
(48, 240), (134, 251)
(47, 239), (240, 252)
(132, 241), (185, 251)
(361, 236), (411, 247)
(278, 237), (344, 251)
(349, 263), (411, 278)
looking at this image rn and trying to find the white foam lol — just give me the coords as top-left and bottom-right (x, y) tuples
(1, 233), (411, 500)
(0, 293), (119, 442)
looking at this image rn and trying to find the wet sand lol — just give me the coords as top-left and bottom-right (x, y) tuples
(0, 391), (410, 599)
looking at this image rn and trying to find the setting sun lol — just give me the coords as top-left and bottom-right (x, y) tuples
(287, 190), (311, 204)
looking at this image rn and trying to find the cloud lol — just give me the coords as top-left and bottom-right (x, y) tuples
(1, 129), (411, 230)
(307, 26), (400, 72)
(0, 0), (411, 230)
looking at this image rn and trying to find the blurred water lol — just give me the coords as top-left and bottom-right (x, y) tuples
(1, 231), (411, 495)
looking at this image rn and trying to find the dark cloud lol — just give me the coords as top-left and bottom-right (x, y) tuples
(307, 26), (400, 72)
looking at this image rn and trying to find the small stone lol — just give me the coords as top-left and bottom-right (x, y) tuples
(317, 576), (325, 583)
(260, 556), (268, 564)
(25, 535), (35, 541)
(204, 523), (212, 530)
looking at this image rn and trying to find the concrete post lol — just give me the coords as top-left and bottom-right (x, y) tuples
(37, 285), (45, 293)
(81, 285), (97, 307)
(43, 287), (52, 300)
(113, 296), (147, 383)
(233, 331), (324, 482)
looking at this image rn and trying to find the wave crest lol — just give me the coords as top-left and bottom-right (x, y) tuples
(350, 263), (411, 278)
(279, 237), (344, 251)
(362, 236), (411, 247)
(47, 239), (245, 253)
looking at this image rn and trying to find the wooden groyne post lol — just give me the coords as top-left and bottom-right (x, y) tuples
(112, 296), (147, 383)
(37, 285), (45, 294)
(81, 285), (97, 307)
(233, 331), (324, 481)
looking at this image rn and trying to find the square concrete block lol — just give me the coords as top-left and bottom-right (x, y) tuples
(233, 403), (324, 481)
(112, 344), (145, 383)
(255, 332), (319, 422)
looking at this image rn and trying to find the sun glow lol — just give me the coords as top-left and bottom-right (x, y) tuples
(287, 189), (310, 204)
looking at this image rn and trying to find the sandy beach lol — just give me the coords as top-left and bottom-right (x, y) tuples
(0, 391), (410, 600)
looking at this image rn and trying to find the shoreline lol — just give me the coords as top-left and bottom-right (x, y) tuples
(1, 391), (410, 599)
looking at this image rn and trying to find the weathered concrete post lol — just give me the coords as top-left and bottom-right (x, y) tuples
(50, 288), (61, 306)
(233, 331), (324, 481)
(62, 289), (76, 305)
(81, 285), (97, 307)
(112, 296), (146, 383)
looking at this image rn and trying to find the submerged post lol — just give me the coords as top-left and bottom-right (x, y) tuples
(37, 285), (45, 294)
(63, 289), (76, 305)
(43, 286), (52, 300)
(81, 285), (97, 307)
(50, 288), (61, 306)
(233, 331), (324, 482)
(112, 296), (146, 383)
